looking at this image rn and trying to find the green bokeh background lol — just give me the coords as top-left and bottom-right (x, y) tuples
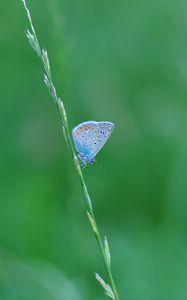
(0, 0), (187, 299)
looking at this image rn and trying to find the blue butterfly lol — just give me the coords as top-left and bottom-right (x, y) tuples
(72, 121), (114, 165)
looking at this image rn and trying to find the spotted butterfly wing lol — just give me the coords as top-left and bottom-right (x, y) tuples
(72, 121), (114, 164)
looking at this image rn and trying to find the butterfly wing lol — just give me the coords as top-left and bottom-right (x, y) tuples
(72, 121), (114, 160)
(94, 121), (114, 157)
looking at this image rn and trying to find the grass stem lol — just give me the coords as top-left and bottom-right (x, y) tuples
(20, 1), (120, 299)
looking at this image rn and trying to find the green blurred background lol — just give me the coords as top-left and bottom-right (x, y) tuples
(0, 0), (187, 299)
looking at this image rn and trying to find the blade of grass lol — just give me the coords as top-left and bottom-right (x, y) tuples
(20, 1), (120, 299)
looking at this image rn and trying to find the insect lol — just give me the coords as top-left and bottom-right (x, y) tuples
(72, 121), (114, 165)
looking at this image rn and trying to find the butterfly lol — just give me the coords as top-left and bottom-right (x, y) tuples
(72, 121), (114, 165)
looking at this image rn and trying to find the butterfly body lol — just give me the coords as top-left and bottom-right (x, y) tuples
(72, 121), (114, 165)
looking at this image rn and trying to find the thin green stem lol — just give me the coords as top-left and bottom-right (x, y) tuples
(90, 211), (119, 300)
(21, 1), (120, 299)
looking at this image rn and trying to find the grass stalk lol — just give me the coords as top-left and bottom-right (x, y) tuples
(20, 1), (119, 299)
